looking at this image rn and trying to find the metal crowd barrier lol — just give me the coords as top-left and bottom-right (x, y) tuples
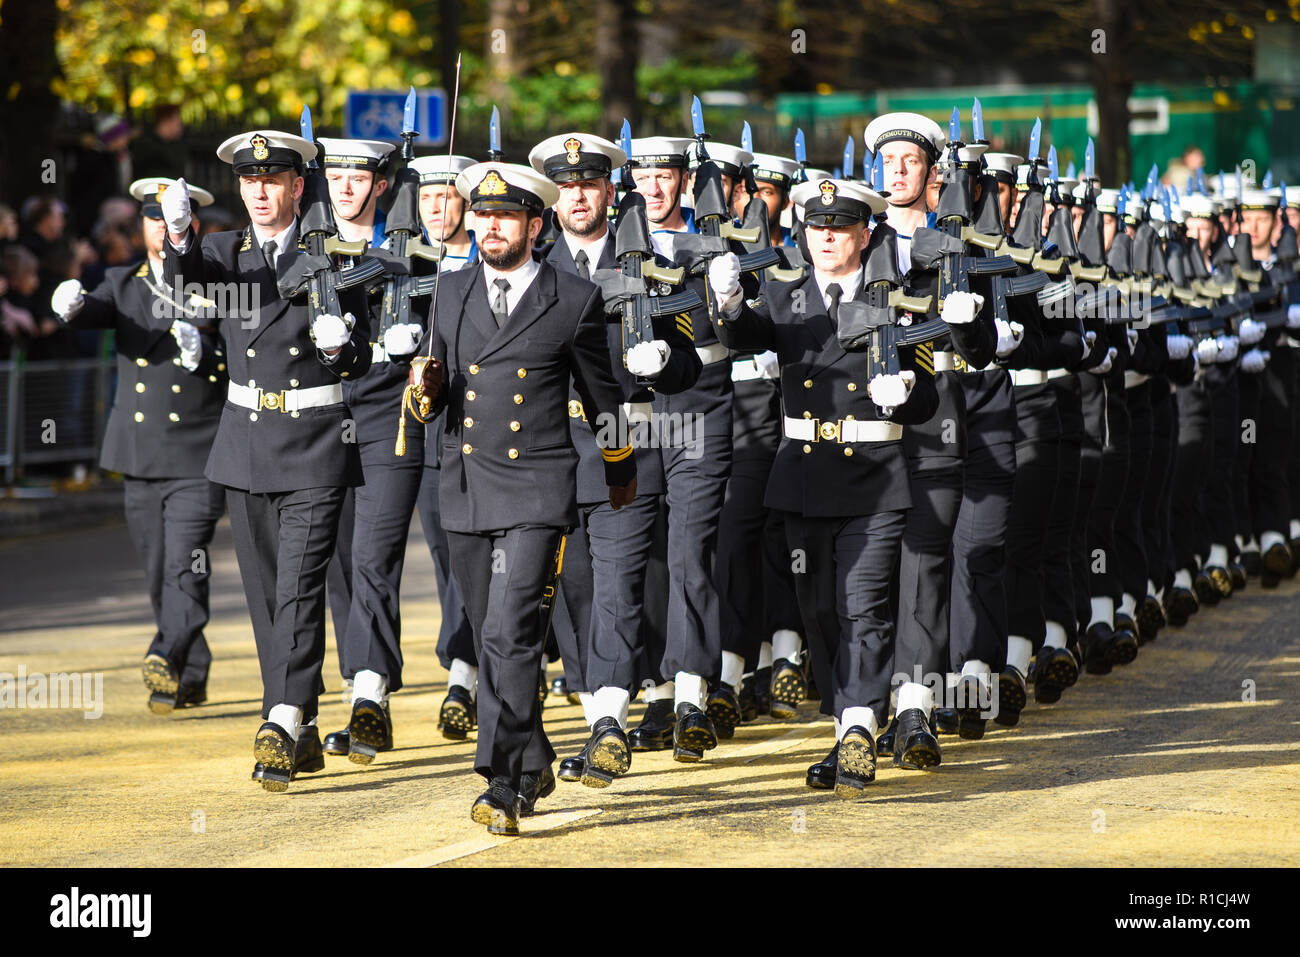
(0, 356), (114, 484)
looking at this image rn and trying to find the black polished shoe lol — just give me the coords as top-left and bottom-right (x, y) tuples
(769, 657), (807, 718)
(876, 715), (897, 755)
(558, 740), (589, 784)
(894, 708), (941, 769)
(471, 777), (520, 835)
(176, 682), (207, 708)
(834, 726), (877, 798)
(1242, 549), (1262, 578)
(438, 685), (477, 741)
(1065, 642), (1084, 682)
(737, 678), (758, 723)
(1206, 565), (1233, 598)
(1264, 541), (1293, 579)
(582, 716), (632, 788)
(142, 654), (180, 715)
(549, 675), (569, 700)
(672, 703), (718, 762)
(1229, 562), (1248, 592)
(1135, 595), (1165, 644)
(1193, 571), (1221, 608)
(323, 729), (350, 756)
(954, 675), (988, 739)
(252, 722), (296, 793)
(1034, 646), (1079, 704)
(705, 683), (743, 740)
(1110, 618), (1139, 666)
(1165, 586), (1198, 626)
(627, 699), (676, 751)
(806, 742), (838, 790)
(752, 667), (772, 716)
(1081, 622), (1115, 675)
(346, 698), (393, 765)
(519, 765), (556, 817)
(252, 725), (325, 782)
(933, 707), (959, 735)
(995, 666), (1027, 727)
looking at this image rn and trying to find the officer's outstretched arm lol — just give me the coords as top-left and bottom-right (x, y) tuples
(713, 295), (777, 354)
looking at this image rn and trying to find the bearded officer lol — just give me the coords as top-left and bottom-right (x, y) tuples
(51, 176), (227, 715)
(425, 162), (636, 833)
(160, 131), (372, 791)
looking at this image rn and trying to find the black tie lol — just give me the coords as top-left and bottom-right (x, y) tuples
(826, 283), (843, 322)
(574, 249), (590, 280)
(491, 278), (511, 329)
(262, 240), (277, 273)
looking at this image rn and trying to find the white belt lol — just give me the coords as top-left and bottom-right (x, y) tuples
(621, 400), (653, 424)
(783, 415), (902, 443)
(731, 358), (766, 382)
(1285, 336), (1300, 349)
(933, 350), (957, 372)
(696, 343), (729, 365)
(1124, 371), (1150, 389)
(1046, 368), (1071, 380)
(228, 381), (343, 414)
(1009, 369), (1049, 386)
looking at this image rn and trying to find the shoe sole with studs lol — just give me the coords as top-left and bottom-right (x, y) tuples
(347, 703), (391, 766)
(834, 731), (876, 798)
(142, 657), (178, 715)
(470, 802), (518, 836)
(438, 698), (475, 740)
(705, 696), (741, 739)
(254, 730), (294, 793)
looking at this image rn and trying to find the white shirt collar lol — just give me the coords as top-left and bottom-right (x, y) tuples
(563, 227), (611, 271)
(481, 254), (542, 318)
(814, 267), (863, 308)
(250, 220), (298, 268)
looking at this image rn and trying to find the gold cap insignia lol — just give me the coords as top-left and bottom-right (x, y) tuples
(250, 135), (269, 160)
(478, 170), (508, 196)
(820, 180), (837, 206)
(564, 137), (582, 165)
(155, 184), (168, 201)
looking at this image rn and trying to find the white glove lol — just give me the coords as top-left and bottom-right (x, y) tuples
(1089, 345), (1118, 375)
(161, 177), (192, 236)
(994, 318), (1024, 359)
(868, 371), (914, 409)
(1165, 333), (1192, 361)
(383, 322), (423, 358)
(1241, 348), (1270, 374)
(941, 290), (983, 325)
(627, 339), (669, 376)
(1237, 317), (1266, 346)
(708, 252), (742, 307)
(755, 350), (780, 379)
(170, 319), (202, 371)
(1287, 304), (1300, 329)
(1126, 328), (1139, 353)
(1196, 337), (1220, 365)
(311, 312), (353, 352)
(51, 279), (85, 320)
(1081, 330), (1097, 360)
(1215, 334), (1239, 364)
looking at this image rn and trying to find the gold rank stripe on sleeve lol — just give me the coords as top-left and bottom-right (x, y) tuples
(675, 312), (694, 341)
(601, 444), (634, 463)
(135, 262), (149, 278)
(914, 341), (935, 376)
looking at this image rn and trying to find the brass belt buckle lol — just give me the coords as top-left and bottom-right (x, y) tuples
(817, 419), (841, 443)
(259, 388), (288, 412)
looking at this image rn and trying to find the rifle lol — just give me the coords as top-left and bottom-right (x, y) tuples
(671, 96), (781, 292)
(588, 120), (703, 383)
(911, 103), (1020, 314)
(277, 105), (387, 308)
